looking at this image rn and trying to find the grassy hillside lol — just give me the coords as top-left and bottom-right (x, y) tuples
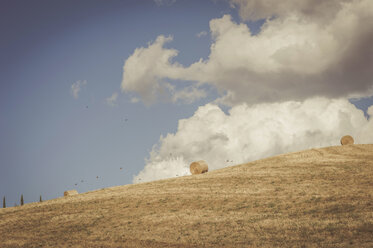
(1, 144), (372, 247)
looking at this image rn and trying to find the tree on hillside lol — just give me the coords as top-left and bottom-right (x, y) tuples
(40, 195), (42, 202)
(2, 196), (5, 208)
(21, 194), (24, 206)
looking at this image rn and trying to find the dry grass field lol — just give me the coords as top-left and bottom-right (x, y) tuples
(1, 144), (372, 247)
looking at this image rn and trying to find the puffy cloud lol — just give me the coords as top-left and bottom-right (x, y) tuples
(121, 35), (177, 105)
(122, 0), (373, 106)
(194, 11), (373, 105)
(121, 35), (203, 105)
(106, 92), (118, 106)
(70, 80), (87, 99)
(133, 98), (373, 183)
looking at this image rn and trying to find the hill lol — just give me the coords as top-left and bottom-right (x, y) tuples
(1, 144), (372, 247)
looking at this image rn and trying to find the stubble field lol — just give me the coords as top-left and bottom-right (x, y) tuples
(1, 144), (372, 247)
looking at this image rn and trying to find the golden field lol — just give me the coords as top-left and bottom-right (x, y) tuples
(1, 144), (372, 247)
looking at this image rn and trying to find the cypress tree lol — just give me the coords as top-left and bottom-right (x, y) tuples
(39, 195), (42, 202)
(2, 196), (5, 208)
(20, 194), (24, 206)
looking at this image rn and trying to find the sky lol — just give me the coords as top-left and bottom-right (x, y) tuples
(1, 0), (373, 206)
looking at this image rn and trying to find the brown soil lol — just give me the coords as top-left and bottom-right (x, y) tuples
(1, 144), (372, 247)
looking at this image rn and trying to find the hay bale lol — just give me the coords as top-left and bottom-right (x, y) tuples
(190, 160), (209, 175)
(340, 135), (354, 145)
(64, 190), (78, 197)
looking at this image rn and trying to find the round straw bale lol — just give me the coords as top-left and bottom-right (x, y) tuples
(190, 160), (209, 175)
(64, 190), (78, 197)
(340, 135), (354, 145)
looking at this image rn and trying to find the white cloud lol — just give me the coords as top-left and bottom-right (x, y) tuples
(122, 0), (373, 106)
(154, 0), (176, 6)
(196, 31), (208, 38)
(133, 98), (373, 183)
(121, 35), (202, 105)
(106, 92), (118, 106)
(121, 35), (176, 105)
(70, 80), (87, 99)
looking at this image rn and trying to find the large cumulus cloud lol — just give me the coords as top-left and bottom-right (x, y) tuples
(122, 0), (373, 106)
(133, 98), (373, 183)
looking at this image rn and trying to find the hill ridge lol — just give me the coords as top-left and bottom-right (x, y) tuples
(1, 144), (372, 247)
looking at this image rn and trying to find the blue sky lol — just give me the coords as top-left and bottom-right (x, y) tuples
(0, 0), (237, 205)
(1, 0), (373, 206)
